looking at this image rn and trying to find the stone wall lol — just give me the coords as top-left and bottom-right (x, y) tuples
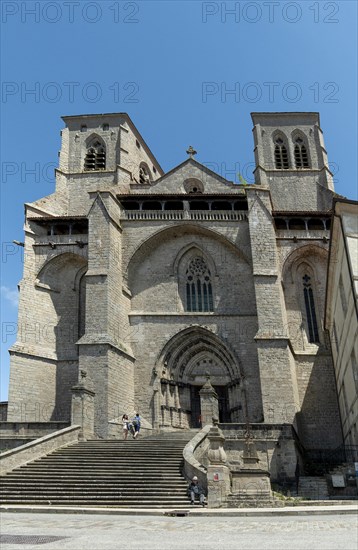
(0, 402), (7, 421)
(0, 421), (69, 452)
(221, 423), (300, 483)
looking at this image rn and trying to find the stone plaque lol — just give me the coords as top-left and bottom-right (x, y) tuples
(331, 474), (345, 487)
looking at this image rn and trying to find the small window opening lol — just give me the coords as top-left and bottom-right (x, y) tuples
(307, 219), (325, 230)
(184, 179), (204, 194)
(274, 137), (289, 169)
(136, 140), (141, 149)
(53, 224), (69, 236)
(275, 218), (287, 230)
(164, 201), (183, 210)
(234, 201), (248, 211)
(102, 123), (109, 131)
(189, 201), (209, 210)
(142, 201), (162, 210)
(289, 218), (306, 230)
(294, 137), (310, 168)
(153, 166), (157, 174)
(211, 201), (232, 211)
(123, 201), (140, 210)
(81, 125), (87, 133)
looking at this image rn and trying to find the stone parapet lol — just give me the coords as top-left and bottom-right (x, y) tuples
(0, 425), (81, 474)
(0, 421), (70, 452)
(183, 425), (210, 490)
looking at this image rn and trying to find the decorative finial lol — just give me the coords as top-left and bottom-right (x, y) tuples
(186, 145), (197, 158)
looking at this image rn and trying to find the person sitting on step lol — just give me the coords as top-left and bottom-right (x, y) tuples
(188, 476), (206, 506)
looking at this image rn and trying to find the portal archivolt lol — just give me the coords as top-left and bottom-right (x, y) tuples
(154, 327), (246, 429)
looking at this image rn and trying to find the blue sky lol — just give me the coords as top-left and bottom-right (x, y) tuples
(1, 0), (357, 400)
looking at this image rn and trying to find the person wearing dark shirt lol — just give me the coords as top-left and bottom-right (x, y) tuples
(188, 476), (205, 506)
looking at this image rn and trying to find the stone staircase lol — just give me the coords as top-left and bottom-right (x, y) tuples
(0, 432), (197, 508)
(297, 476), (329, 500)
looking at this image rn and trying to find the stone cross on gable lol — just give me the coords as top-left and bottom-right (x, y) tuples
(186, 145), (197, 158)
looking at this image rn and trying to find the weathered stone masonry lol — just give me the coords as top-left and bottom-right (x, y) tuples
(7, 112), (343, 467)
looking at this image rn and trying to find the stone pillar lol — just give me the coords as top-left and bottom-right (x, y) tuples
(199, 376), (219, 426)
(206, 424), (231, 508)
(153, 387), (160, 431)
(152, 371), (160, 431)
(78, 191), (135, 438)
(71, 373), (95, 440)
(246, 188), (300, 424)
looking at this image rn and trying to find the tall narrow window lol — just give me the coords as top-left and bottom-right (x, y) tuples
(84, 140), (106, 171)
(294, 137), (309, 168)
(302, 274), (319, 343)
(339, 275), (348, 315)
(186, 257), (213, 312)
(274, 137), (289, 169)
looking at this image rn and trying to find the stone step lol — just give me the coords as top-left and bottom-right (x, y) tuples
(15, 468), (182, 474)
(0, 501), (193, 508)
(10, 473), (182, 479)
(73, 442), (188, 447)
(0, 495), (190, 502)
(298, 476), (329, 499)
(1, 487), (187, 493)
(0, 494), (190, 500)
(3, 474), (184, 480)
(39, 459), (182, 464)
(38, 455), (183, 460)
(50, 454), (183, 459)
(0, 499), (192, 506)
(69, 444), (187, 448)
(30, 464), (182, 468)
(63, 450), (184, 454)
(0, 483), (186, 494)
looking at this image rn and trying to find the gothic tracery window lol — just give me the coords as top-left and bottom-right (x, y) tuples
(84, 140), (106, 171)
(294, 137), (309, 168)
(186, 257), (213, 312)
(274, 137), (289, 169)
(302, 274), (319, 343)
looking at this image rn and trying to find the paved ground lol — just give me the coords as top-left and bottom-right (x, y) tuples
(1, 511), (357, 550)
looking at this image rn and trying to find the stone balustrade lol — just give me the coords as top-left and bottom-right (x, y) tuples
(121, 210), (248, 222)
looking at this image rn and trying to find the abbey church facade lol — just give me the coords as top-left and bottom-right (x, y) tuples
(7, 112), (343, 455)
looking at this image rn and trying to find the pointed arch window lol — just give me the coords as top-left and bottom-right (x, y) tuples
(274, 137), (289, 169)
(294, 137), (309, 168)
(302, 274), (319, 343)
(84, 140), (106, 171)
(186, 257), (213, 312)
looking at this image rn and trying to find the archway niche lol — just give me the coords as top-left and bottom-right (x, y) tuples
(154, 327), (245, 429)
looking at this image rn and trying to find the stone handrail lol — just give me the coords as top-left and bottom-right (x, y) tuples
(183, 425), (211, 490)
(0, 421), (70, 437)
(0, 425), (81, 475)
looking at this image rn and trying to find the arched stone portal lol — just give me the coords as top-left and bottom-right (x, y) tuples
(153, 327), (245, 429)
